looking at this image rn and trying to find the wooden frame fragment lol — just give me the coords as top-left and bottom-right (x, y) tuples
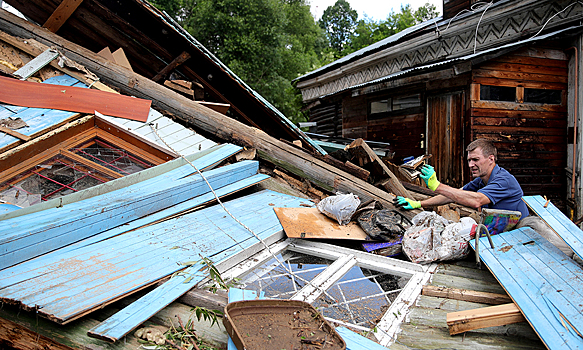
(446, 303), (526, 335)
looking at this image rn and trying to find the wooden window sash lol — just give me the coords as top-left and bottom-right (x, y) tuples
(95, 129), (167, 166)
(60, 149), (123, 180)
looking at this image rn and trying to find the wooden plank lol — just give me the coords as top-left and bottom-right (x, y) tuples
(422, 285), (512, 305)
(476, 62), (568, 76)
(152, 51), (190, 83)
(523, 195), (583, 260)
(85, 190), (309, 341)
(471, 228), (583, 349)
(0, 154), (251, 270)
(274, 207), (370, 240)
(473, 68), (568, 84)
(473, 77), (567, 90)
(347, 138), (410, 198)
(471, 100), (566, 112)
(446, 303), (526, 335)
(0, 125), (30, 141)
(43, 0), (84, 33)
(0, 76), (151, 122)
(0, 317), (76, 350)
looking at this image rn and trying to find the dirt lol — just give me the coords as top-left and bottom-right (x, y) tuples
(226, 300), (345, 350)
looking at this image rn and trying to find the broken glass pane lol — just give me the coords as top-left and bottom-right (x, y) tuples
(1, 154), (115, 203)
(236, 249), (409, 329)
(70, 138), (153, 175)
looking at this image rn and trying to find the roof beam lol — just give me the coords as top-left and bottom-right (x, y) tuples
(43, 0), (84, 33)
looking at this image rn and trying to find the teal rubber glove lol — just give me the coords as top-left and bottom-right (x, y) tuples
(395, 196), (421, 210)
(420, 164), (440, 191)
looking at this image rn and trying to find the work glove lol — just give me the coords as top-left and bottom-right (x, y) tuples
(395, 196), (421, 210)
(420, 164), (440, 191)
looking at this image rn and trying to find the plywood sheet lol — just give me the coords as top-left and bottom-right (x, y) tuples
(274, 207), (370, 240)
(0, 76), (150, 122)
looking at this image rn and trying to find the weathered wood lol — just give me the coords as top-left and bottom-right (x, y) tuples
(0, 317), (76, 350)
(43, 0), (84, 33)
(0, 31), (115, 93)
(0, 125), (30, 141)
(0, 11), (415, 214)
(431, 274), (506, 295)
(422, 285), (512, 305)
(164, 79), (194, 98)
(447, 303), (526, 335)
(347, 138), (410, 198)
(152, 51), (191, 82)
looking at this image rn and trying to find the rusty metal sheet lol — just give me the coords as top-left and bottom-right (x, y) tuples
(274, 207), (370, 240)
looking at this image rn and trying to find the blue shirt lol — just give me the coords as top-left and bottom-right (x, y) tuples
(462, 165), (529, 219)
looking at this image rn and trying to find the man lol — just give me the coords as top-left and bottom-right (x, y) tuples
(396, 138), (529, 218)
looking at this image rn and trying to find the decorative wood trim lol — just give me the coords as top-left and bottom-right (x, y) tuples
(470, 83), (480, 101)
(43, 0), (84, 33)
(0, 126), (30, 141)
(152, 51), (191, 82)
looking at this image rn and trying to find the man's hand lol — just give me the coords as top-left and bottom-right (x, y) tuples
(420, 164), (441, 191)
(395, 196), (421, 210)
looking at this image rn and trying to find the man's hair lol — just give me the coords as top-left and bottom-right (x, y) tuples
(466, 138), (497, 162)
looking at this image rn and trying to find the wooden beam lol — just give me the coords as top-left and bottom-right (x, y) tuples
(0, 10), (418, 216)
(0, 317), (75, 350)
(422, 285), (512, 305)
(42, 0), (84, 33)
(0, 126), (30, 141)
(446, 303), (526, 335)
(152, 51), (190, 83)
(347, 138), (411, 198)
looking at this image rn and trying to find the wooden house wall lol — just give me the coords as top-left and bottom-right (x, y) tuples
(366, 109), (425, 162)
(470, 47), (569, 201)
(342, 95), (367, 139)
(308, 103), (341, 137)
(443, 0), (471, 19)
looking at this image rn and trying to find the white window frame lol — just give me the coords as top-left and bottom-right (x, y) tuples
(207, 231), (437, 346)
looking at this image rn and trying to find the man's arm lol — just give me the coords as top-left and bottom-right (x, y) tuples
(419, 194), (454, 208)
(432, 183), (490, 209)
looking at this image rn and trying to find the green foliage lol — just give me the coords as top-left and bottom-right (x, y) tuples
(318, 0), (358, 55)
(147, 0), (439, 125)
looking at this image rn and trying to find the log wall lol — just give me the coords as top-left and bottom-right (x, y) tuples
(308, 103), (341, 137)
(470, 47), (569, 202)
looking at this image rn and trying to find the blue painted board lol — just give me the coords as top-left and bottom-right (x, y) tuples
(471, 227), (583, 349)
(0, 143), (241, 234)
(0, 161), (258, 270)
(335, 327), (388, 350)
(0, 189), (311, 324)
(523, 195), (583, 260)
(0, 157), (252, 269)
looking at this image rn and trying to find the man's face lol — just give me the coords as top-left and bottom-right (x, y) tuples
(467, 147), (494, 179)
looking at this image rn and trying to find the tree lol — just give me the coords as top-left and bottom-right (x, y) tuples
(149, 0), (326, 124)
(318, 0), (358, 56)
(344, 3), (440, 55)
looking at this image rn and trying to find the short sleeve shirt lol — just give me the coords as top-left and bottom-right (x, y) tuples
(462, 165), (529, 219)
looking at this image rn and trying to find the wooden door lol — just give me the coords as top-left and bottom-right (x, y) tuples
(427, 91), (465, 188)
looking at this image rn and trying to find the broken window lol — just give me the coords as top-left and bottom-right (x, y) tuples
(70, 138), (154, 175)
(369, 99), (391, 115)
(216, 240), (432, 346)
(480, 85), (516, 102)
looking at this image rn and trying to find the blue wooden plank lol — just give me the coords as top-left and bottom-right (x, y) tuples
(523, 195), (583, 260)
(335, 327), (387, 350)
(0, 105), (16, 118)
(0, 189), (310, 325)
(471, 228), (582, 349)
(0, 143), (241, 235)
(80, 190), (310, 339)
(0, 159), (254, 269)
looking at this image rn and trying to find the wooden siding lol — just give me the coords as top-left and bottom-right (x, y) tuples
(343, 95), (367, 139)
(367, 111), (425, 161)
(308, 103), (341, 137)
(471, 47), (568, 202)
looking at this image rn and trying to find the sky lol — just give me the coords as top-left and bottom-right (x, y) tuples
(309, 0), (443, 22)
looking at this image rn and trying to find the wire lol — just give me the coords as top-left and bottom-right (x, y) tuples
(148, 123), (338, 302)
(473, 1), (494, 54)
(529, 1), (583, 40)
